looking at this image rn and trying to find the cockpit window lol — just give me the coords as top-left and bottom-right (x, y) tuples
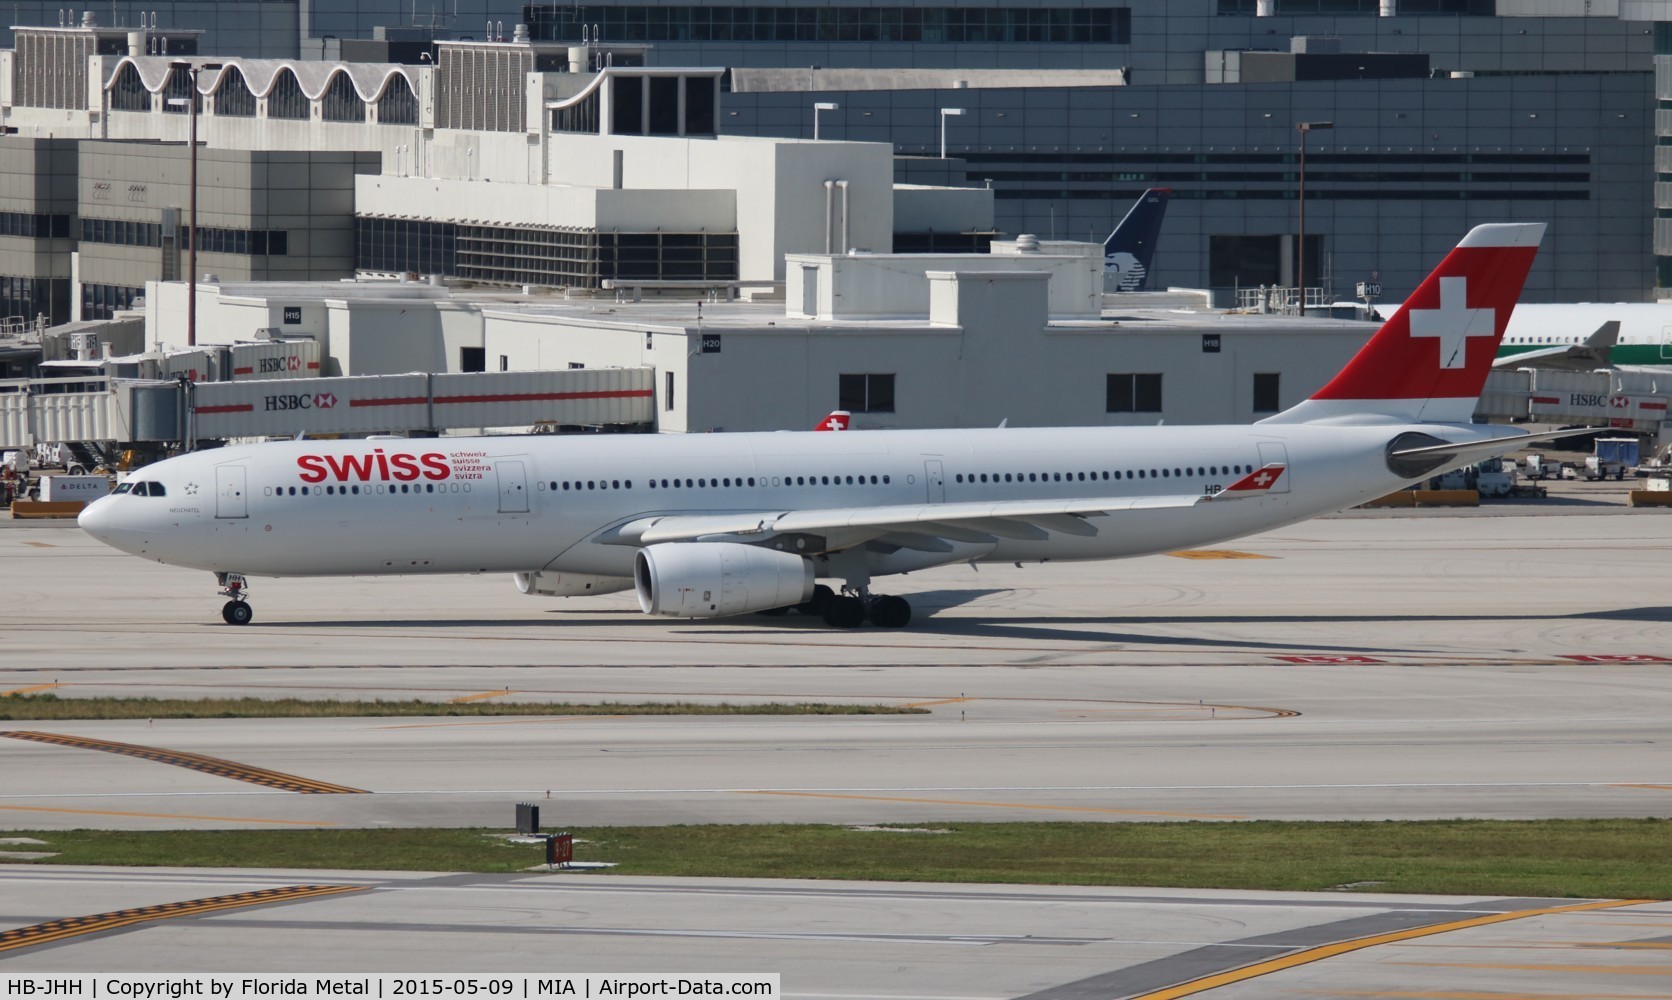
(126, 481), (165, 497)
(113, 482), (133, 495)
(149, 482), (166, 496)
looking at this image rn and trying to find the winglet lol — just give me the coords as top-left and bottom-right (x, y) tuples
(1208, 462), (1286, 500)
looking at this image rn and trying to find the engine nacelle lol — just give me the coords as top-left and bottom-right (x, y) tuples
(514, 571), (633, 597)
(634, 542), (814, 618)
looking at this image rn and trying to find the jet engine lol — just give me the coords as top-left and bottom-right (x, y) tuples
(514, 571), (633, 597)
(634, 542), (814, 618)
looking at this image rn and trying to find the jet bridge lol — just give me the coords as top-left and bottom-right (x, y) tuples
(0, 367), (657, 449)
(1479, 368), (1672, 441)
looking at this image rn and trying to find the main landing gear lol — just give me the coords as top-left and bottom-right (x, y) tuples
(782, 583), (912, 629)
(216, 572), (253, 625)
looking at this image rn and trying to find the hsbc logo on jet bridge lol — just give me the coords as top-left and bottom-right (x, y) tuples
(258, 355), (304, 374)
(264, 392), (338, 411)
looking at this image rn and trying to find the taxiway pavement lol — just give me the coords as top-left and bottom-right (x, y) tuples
(4, 866), (1670, 1000)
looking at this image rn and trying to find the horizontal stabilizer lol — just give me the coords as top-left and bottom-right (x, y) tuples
(1389, 427), (1597, 469)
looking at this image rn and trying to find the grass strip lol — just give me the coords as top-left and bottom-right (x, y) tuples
(5, 820), (1671, 898)
(0, 694), (925, 721)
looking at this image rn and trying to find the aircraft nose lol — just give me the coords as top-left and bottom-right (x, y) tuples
(77, 494), (115, 542)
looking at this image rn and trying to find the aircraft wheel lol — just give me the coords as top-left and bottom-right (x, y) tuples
(822, 595), (865, 629)
(797, 584), (835, 616)
(868, 595), (912, 629)
(222, 600), (253, 626)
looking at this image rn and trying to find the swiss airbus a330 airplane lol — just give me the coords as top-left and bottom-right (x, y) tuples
(82, 223), (1555, 629)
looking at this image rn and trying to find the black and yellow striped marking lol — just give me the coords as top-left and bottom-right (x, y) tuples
(0, 884), (366, 954)
(0, 730), (367, 794)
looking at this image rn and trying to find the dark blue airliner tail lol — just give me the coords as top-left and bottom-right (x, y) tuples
(1103, 187), (1171, 292)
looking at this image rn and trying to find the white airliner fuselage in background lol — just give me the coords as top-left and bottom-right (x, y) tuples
(82, 223), (1562, 629)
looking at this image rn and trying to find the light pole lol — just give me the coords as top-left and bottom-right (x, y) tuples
(812, 101), (838, 141)
(169, 60), (222, 347)
(1295, 120), (1332, 317)
(939, 107), (965, 159)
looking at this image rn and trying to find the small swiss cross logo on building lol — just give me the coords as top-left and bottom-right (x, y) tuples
(1408, 276), (1494, 369)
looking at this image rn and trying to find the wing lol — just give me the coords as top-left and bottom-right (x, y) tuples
(601, 465), (1285, 552)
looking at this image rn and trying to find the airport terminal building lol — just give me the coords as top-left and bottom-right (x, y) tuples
(2, 2), (1672, 441)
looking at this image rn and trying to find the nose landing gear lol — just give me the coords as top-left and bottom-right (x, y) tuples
(216, 572), (253, 625)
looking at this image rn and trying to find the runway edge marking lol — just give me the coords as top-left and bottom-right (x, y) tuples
(0, 730), (368, 794)
(0, 884), (367, 954)
(1127, 898), (1655, 1000)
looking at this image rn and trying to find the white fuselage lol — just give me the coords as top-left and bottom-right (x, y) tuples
(79, 421), (1492, 584)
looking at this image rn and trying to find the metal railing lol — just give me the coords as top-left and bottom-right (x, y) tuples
(1233, 286), (1334, 316)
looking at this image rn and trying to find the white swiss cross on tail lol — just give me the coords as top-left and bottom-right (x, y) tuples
(1407, 276), (1493, 370)
(1262, 222), (1545, 426)
(813, 410), (851, 431)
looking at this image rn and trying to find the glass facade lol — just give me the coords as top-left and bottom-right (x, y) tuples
(377, 77), (418, 124)
(268, 69), (309, 120)
(356, 217), (739, 288)
(214, 67), (257, 117)
(892, 232), (995, 254)
(0, 212), (72, 239)
(526, 5), (1129, 44)
(963, 150), (1593, 204)
(81, 282), (144, 320)
(1216, 0), (1491, 11)
(0, 275), (70, 325)
(79, 217), (289, 255)
(321, 73), (365, 123)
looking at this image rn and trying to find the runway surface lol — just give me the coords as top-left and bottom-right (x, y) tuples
(3, 866), (1670, 999)
(4, 504), (1672, 994)
(3, 510), (1672, 828)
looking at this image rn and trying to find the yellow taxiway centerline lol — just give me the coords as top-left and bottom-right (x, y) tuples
(449, 690), (516, 704)
(0, 683), (61, 696)
(1127, 899), (1654, 1000)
